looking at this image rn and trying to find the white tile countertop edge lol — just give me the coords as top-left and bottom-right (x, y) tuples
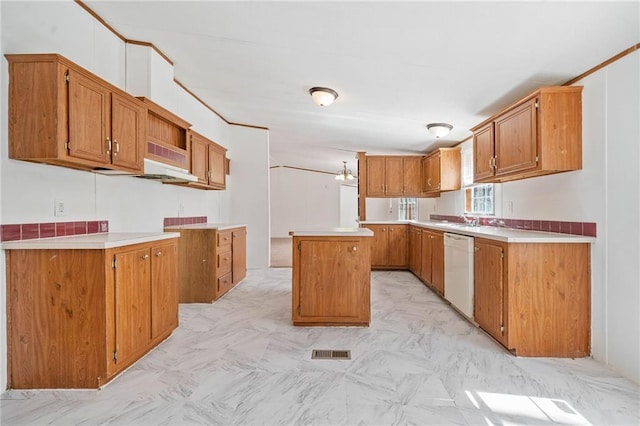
(1, 232), (180, 250)
(359, 220), (595, 243)
(164, 223), (247, 231)
(291, 227), (374, 237)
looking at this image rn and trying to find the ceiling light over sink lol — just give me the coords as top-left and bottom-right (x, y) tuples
(309, 87), (338, 106)
(427, 122), (453, 138)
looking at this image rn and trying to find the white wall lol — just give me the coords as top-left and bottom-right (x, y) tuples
(339, 184), (359, 227)
(0, 0), (270, 390)
(228, 125), (270, 268)
(431, 51), (640, 383)
(270, 167), (340, 238)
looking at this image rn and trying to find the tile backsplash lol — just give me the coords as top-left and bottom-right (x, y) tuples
(429, 214), (597, 237)
(1, 220), (109, 242)
(163, 216), (207, 227)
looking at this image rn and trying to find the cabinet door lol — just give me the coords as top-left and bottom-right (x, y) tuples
(474, 240), (505, 343)
(114, 248), (151, 368)
(408, 227), (421, 274)
(420, 231), (433, 283)
(67, 69), (111, 164)
(388, 225), (407, 267)
(365, 225), (388, 266)
(494, 98), (538, 177)
(232, 228), (247, 284)
(150, 241), (178, 340)
(297, 240), (368, 319)
(208, 144), (226, 188)
(385, 157), (404, 196)
(474, 123), (495, 182)
(190, 133), (209, 184)
(366, 157), (386, 196)
(430, 232), (444, 295)
(403, 157), (422, 196)
(428, 153), (441, 191)
(111, 92), (145, 172)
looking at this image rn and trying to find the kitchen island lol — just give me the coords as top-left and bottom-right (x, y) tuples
(291, 228), (373, 326)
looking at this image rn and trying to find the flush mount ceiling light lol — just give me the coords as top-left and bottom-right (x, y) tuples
(309, 87), (339, 106)
(335, 161), (354, 181)
(426, 122), (453, 138)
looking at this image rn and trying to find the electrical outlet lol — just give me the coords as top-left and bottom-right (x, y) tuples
(54, 199), (66, 217)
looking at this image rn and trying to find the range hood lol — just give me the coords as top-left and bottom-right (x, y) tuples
(135, 158), (198, 183)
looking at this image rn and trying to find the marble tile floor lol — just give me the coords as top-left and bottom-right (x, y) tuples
(2, 269), (639, 426)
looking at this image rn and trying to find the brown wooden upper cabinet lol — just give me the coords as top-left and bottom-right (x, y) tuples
(472, 86), (582, 183)
(138, 97), (191, 171)
(366, 156), (422, 197)
(179, 130), (227, 190)
(6, 53), (147, 173)
(421, 148), (461, 196)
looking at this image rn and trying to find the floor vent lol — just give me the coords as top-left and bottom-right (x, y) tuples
(311, 349), (351, 360)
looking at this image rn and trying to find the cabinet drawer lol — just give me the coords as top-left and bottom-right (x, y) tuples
(217, 231), (232, 247)
(217, 272), (234, 295)
(217, 250), (232, 275)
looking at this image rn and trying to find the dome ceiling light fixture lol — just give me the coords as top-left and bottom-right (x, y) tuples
(426, 122), (453, 138)
(335, 161), (355, 181)
(309, 87), (339, 107)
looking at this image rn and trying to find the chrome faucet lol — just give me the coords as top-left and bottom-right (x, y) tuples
(462, 214), (479, 227)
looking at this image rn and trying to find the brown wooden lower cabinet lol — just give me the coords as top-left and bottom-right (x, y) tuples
(474, 238), (591, 357)
(164, 225), (247, 303)
(6, 238), (179, 389)
(419, 229), (444, 295)
(292, 234), (371, 326)
(361, 224), (407, 268)
(408, 226), (422, 274)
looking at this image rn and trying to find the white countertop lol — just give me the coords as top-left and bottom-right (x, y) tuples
(359, 220), (595, 243)
(291, 227), (374, 237)
(1, 232), (180, 250)
(164, 223), (246, 231)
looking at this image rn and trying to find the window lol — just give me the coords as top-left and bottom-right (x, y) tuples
(461, 139), (495, 216)
(465, 184), (494, 215)
(398, 197), (417, 220)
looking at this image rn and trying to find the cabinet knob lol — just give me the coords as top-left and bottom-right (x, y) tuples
(155, 251), (162, 257)
(202, 259), (206, 263)
(142, 254), (149, 260)
(352, 246), (358, 252)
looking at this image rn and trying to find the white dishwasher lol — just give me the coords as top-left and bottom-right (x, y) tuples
(444, 233), (474, 319)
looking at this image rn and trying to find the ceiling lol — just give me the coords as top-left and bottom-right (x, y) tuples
(85, 1), (639, 175)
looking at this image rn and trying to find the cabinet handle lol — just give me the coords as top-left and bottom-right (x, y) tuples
(114, 140), (120, 155)
(155, 251), (162, 257)
(493, 156), (497, 168)
(106, 137), (112, 154)
(427, 177), (432, 186)
(142, 254), (149, 260)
